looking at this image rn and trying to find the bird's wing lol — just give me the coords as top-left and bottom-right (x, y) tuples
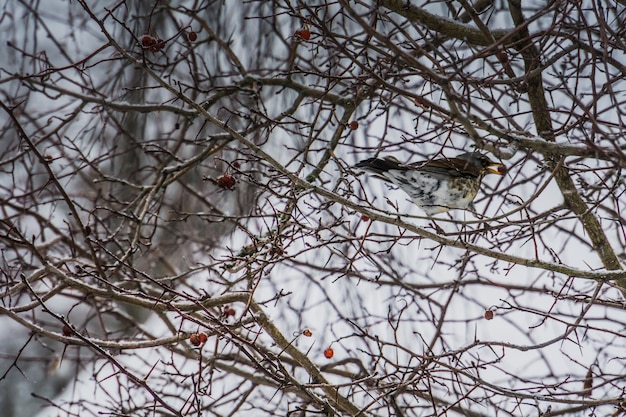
(410, 158), (481, 179)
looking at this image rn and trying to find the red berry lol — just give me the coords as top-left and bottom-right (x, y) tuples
(348, 121), (359, 130)
(149, 39), (165, 52)
(324, 347), (334, 359)
(189, 333), (201, 346)
(484, 310), (494, 320)
(62, 324), (74, 337)
(198, 333), (208, 344)
(139, 34), (156, 48)
(361, 214), (370, 222)
(295, 28), (311, 40)
(222, 305), (236, 317)
(414, 97), (428, 107)
(187, 31), (198, 42)
(216, 174), (236, 190)
(497, 164), (508, 175)
(303, 329), (313, 337)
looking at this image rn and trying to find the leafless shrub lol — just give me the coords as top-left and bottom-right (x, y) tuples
(1, 1), (625, 416)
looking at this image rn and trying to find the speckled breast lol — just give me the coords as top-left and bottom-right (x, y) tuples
(384, 170), (481, 215)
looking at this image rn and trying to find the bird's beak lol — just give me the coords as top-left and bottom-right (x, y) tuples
(486, 163), (507, 175)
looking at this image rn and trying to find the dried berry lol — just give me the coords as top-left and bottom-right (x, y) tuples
(216, 174), (236, 190)
(62, 324), (74, 337)
(348, 121), (359, 130)
(189, 333), (201, 346)
(361, 214), (370, 222)
(238, 243), (257, 256)
(222, 305), (236, 317)
(497, 164), (508, 175)
(187, 31), (198, 42)
(139, 34), (156, 48)
(324, 347), (334, 359)
(583, 366), (593, 396)
(149, 39), (166, 52)
(270, 246), (284, 256)
(496, 50), (508, 63)
(484, 310), (494, 320)
(295, 28), (311, 40)
(414, 97), (429, 108)
(303, 329), (313, 337)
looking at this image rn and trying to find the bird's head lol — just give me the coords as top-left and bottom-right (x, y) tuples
(458, 152), (507, 176)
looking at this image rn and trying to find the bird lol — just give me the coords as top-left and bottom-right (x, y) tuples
(355, 151), (506, 215)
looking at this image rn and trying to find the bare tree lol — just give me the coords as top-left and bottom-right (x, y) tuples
(1, 1), (626, 416)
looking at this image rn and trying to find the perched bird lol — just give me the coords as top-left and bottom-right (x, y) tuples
(355, 151), (506, 215)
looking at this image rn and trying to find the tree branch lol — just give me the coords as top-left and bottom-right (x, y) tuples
(507, 0), (625, 291)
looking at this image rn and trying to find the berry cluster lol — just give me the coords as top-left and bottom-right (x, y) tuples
(139, 34), (166, 52)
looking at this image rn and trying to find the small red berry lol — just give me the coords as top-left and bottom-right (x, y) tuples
(295, 28), (311, 40)
(216, 174), (236, 190)
(149, 39), (165, 52)
(62, 324), (74, 337)
(361, 214), (370, 222)
(223, 305), (236, 317)
(187, 31), (198, 42)
(303, 329), (313, 337)
(324, 347), (334, 359)
(484, 310), (494, 320)
(497, 164), (508, 175)
(348, 121), (359, 130)
(414, 97), (428, 108)
(139, 34), (156, 48)
(189, 333), (201, 346)
(198, 333), (208, 344)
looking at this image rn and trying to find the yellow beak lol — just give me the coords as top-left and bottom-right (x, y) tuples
(486, 163), (507, 175)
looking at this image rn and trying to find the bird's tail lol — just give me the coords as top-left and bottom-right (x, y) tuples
(354, 156), (406, 175)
